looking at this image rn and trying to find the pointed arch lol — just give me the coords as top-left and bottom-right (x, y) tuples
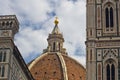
(104, 2), (115, 32)
(105, 7), (114, 28)
(105, 59), (116, 80)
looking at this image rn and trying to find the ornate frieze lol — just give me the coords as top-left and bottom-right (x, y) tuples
(96, 41), (120, 48)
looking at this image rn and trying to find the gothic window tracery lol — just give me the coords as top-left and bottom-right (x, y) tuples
(106, 60), (115, 80)
(105, 7), (114, 28)
(102, 0), (117, 34)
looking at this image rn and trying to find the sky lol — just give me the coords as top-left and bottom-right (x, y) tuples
(0, 0), (86, 66)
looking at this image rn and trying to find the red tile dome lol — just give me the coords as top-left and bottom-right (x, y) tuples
(28, 52), (86, 80)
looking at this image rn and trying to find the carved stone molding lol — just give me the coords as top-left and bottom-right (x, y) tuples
(96, 42), (120, 48)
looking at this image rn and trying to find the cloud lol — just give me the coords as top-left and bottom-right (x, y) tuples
(15, 27), (48, 57)
(11, 0), (53, 23)
(55, 0), (86, 66)
(0, 0), (86, 67)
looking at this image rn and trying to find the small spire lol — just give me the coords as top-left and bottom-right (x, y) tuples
(54, 17), (59, 25)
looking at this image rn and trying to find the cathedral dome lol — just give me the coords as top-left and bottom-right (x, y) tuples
(28, 18), (86, 80)
(28, 52), (86, 80)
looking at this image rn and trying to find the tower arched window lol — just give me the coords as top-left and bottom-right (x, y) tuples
(106, 8), (109, 28)
(53, 42), (56, 52)
(105, 7), (114, 28)
(106, 63), (115, 80)
(110, 7), (113, 27)
(106, 64), (110, 80)
(111, 64), (115, 80)
(59, 43), (60, 51)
